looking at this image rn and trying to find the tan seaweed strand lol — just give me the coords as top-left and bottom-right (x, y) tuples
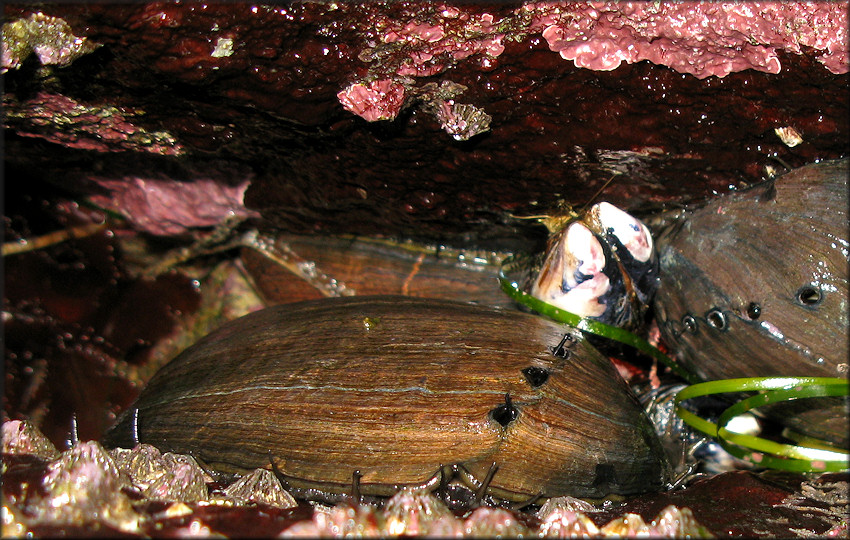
(2, 222), (107, 256)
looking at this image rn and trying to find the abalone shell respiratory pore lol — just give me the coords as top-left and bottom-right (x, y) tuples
(103, 296), (669, 501)
(530, 203), (659, 330)
(653, 158), (849, 446)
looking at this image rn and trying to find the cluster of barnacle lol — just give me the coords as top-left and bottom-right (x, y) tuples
(2, 420), (297, 535)
(3, 419), (712, 537)
(283, 492), (710, 537)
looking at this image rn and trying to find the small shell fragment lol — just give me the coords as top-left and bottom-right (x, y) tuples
(161, 502), (193, 518)
(210, 37), (234, 58)
(774, 126), (803, 147)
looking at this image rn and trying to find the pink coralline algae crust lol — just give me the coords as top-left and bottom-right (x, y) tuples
(377, 9), (507, 77)
(527, 1), (849, 79)
(5, 91), (184, 155)
(359, 1), (849, 79)
(337, 79), (406, 122)
(88, 176), (258, 236)
(337, 2), (847, 121)
(336, 5), (511, 121)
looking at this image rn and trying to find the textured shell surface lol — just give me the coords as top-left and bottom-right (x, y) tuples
(652, 158), (849, 444)
(654, 158), (848, 380)
(104, 295), (668, 501)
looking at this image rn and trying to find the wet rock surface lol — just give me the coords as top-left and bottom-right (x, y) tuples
(3, 2), (848, 244)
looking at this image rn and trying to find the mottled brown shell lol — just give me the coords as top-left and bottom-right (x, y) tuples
(654, 159), (848, 379)
(105, 296), (667, 501)
(653, 158), (848, 445)
(242, 234), (513, 308)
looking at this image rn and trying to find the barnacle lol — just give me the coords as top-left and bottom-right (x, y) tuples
(527, 202), (658, 330)
(433, 100), (492, 141)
